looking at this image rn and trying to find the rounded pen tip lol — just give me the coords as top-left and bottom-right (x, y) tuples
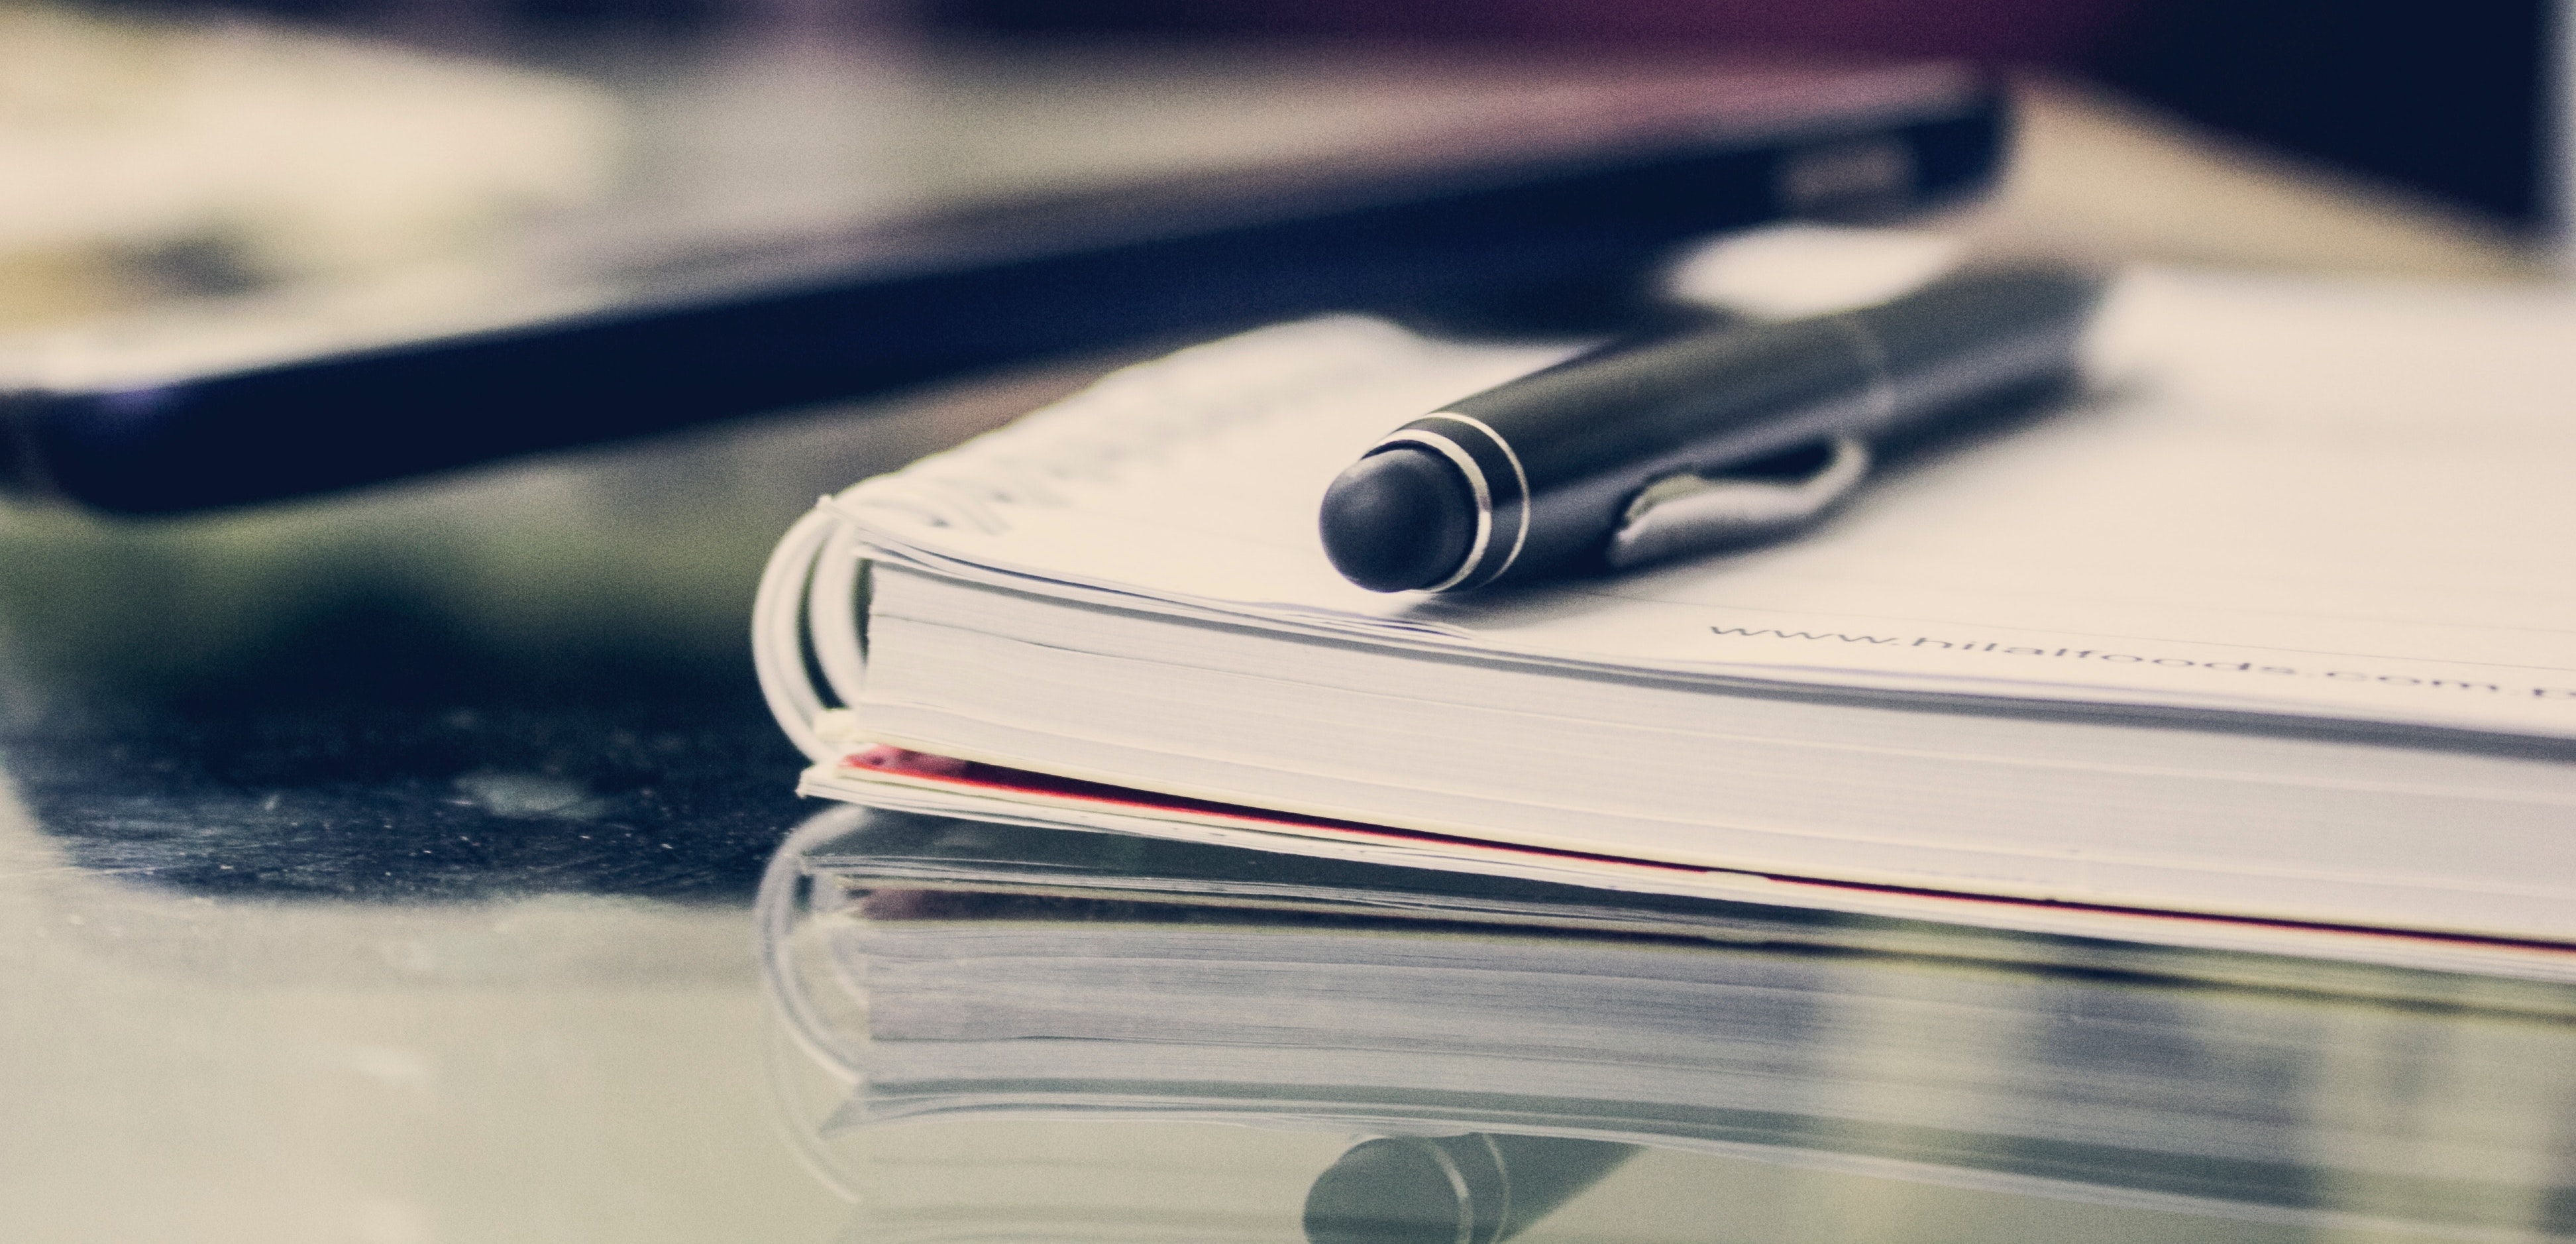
(1319, 446), (1477, 592)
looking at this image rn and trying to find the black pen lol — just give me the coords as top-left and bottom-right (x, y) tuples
(1317, 264), (2104, 592)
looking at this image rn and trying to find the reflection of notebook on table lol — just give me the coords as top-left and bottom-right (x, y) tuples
(755, 240), (2576, 957)
(760, 809), (2576, 1241)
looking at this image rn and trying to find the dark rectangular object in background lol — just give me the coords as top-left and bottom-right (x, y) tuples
(1, 50), (2002, 515)
(2096, 0), (2555, 229)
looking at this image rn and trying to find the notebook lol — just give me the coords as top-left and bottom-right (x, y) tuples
(759, 807), (2576, 1240)
(754, 235), (2576, 950)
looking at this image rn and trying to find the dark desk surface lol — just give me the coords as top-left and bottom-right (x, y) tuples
(0, 561), (840, 1241)
(0, 701), (847, 1241)
(0, 341), (1070, 1239)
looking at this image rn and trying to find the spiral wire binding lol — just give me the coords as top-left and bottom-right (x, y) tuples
(752, 315), (1507, 767)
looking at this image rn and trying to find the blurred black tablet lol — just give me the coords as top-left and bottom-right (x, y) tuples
(0, 36), (2003, 513)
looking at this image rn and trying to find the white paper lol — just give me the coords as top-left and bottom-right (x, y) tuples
(836, 267), (2576, 740)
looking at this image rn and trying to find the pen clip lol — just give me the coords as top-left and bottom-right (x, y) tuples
(1605, 436), (1870, 569)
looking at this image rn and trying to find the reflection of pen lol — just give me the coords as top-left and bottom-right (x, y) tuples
(1303, 1134), (1637, 1244)
(1318, 265), (2103, 592)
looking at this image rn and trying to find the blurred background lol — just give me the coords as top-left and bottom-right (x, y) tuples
(1, 0), (2562, 704)
(0, 3), (2566, 1240)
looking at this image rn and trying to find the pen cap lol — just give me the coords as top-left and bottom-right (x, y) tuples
(1383, 313), (1893, 590)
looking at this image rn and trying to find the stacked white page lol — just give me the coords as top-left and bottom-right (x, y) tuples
(756, 245), (2576, 962)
